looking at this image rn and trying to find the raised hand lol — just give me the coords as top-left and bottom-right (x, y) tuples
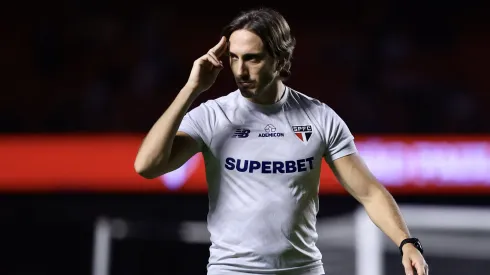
(186, 36), (228, 94)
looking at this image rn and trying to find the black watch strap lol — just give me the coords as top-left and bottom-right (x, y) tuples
(399, 237), (424, 256)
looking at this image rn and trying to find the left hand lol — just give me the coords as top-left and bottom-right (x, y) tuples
(402, 245), (429, 275)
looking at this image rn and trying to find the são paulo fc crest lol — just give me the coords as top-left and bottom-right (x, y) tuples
(292, 125), (313, 144)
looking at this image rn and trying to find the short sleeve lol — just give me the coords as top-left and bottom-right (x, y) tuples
(323, 106), (358, 163)
(178, 101), (216, 150)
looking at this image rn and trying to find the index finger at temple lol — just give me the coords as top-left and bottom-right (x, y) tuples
(209, 36), (227, 57)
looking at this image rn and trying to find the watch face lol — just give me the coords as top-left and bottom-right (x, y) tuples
(399, 238), (423, 256)
(414, 241), (423, 253)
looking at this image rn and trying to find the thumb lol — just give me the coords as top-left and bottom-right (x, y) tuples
(402, 257), (414, 275)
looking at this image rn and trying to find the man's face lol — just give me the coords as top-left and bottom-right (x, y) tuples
(228, 29), (278, 99)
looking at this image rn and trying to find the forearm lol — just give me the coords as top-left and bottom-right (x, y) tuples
(134, 85), (199, 175)
(361, 186), (411, 246)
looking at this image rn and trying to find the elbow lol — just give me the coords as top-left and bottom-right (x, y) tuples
(134, 158), (162, 179)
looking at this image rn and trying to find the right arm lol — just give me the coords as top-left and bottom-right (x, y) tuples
(134, 36), (228, 179)
(134, 85), (201, 179)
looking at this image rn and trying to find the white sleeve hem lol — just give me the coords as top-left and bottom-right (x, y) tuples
(327, 140), (358, 162)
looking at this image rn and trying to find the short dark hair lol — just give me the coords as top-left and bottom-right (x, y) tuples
(222, 8), (296, 79)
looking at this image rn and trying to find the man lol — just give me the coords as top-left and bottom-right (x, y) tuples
(134, 8), (429, 275)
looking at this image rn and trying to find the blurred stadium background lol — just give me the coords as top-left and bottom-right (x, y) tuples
(1, 1), (489, 275)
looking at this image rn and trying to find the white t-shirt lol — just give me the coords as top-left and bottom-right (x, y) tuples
(178, 86), (358, 275)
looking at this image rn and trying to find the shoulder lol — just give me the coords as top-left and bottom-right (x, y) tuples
(287, 87), (335, 118)
(188, 90), (240, 115)
(198, 90), (240, 110)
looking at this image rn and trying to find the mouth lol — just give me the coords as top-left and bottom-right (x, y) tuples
(237, 81), (255, 88)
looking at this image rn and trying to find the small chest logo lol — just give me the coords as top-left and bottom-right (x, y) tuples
(258, 124), (285, 138)
(232, 129), (250, 138)
(292, 125), (313, 144)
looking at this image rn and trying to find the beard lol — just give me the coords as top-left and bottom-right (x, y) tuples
(235, 72), (276, 100)
(236, 79), (258, 98)
(238, 87), (257, 98)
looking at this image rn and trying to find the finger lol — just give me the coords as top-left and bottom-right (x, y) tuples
(402, 258), (413, 275)
(205, 53), (222, 68)
(415, 263), (425, 275)
(425, 264), (429, 275)
(209, 36), (228, 58)
(207, 51), (223, 66)
(196, 54), (221, 68)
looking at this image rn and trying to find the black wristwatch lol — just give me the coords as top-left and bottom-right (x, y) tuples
(399, 237), (424, 256)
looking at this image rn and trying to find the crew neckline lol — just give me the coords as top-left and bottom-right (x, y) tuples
(239, 86), (290, 113)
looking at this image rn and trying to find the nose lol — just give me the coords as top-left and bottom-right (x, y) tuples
(236, 60), (249, 78)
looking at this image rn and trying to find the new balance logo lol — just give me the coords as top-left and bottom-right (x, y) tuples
(232, 129), (250, 138)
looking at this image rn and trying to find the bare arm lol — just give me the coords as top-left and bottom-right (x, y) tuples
(134, 36), (228, 179)
(328, 153), (411, 246)
(134, 86), (201, 179)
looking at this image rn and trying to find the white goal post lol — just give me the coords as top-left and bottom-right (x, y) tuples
(354, 205), (490, 275)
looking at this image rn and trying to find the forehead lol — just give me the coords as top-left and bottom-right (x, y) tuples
(228, 29), (265, 54)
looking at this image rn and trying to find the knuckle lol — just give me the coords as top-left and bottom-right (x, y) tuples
(196, 56), (208, 64)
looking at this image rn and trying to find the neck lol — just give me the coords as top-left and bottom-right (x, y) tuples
(249, 81), (285, 105)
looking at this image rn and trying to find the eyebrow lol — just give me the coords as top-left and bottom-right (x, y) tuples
(228, 51), (265, 59)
